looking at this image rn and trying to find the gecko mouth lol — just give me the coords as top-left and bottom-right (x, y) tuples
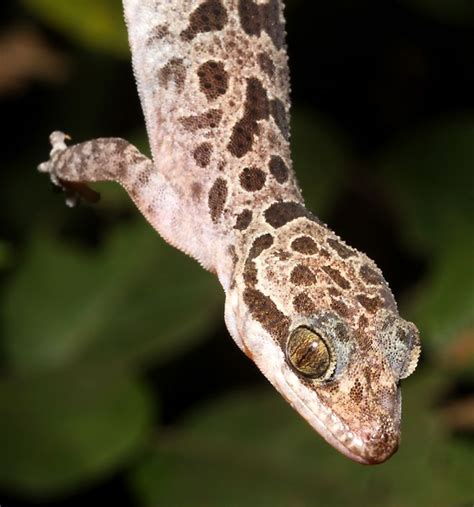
(235, 309), (400, 463)
(279, 374), (400, 464)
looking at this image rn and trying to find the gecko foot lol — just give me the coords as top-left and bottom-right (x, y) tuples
(38, 131), (101, 207)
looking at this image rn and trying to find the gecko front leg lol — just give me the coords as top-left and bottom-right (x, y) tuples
(39, 131), (154, 206)
(38, 131), (197, 264)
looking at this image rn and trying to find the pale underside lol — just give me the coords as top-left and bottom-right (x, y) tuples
(38, 0), (421, 464)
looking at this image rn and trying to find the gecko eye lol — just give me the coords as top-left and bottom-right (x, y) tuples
(286, 327), (336, 380)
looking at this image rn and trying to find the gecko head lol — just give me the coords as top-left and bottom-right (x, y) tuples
(224, 216), (421, 464)
(279, 310), (420, 464)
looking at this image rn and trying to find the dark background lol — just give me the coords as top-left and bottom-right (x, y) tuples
(0, 0), (473, 506)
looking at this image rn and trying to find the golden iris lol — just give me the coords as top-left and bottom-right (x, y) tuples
(287, 327), (334, 379)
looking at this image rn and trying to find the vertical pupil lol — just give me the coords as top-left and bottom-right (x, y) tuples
(286, 327), (332, 379)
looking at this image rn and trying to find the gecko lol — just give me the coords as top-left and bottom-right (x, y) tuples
(38, 0), (421, 464)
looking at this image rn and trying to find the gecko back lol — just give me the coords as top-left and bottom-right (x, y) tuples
(124, 0), (303, 265)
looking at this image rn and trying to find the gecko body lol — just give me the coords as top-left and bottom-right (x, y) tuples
(38, 0), (420, 464)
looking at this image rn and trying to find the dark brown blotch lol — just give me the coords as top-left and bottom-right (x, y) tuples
(270, 98), (289, 139)
(158, 58), (186, 93)
(330, 299), (351, 318)
(240, 166), (266, 191)
(290, 265), (316, 286)
(238, 0), (285, 49)
(243, 288), (290, 342)
(327, 238), (355, 259)
(356, 294), (383, 314)
(264, 201), (309, 228)
(291, 236), (318, 255)
(263, 0), (285, 49)
(228, 118), (255, 158)
(208, 177), (228, 223)
(197, 60), (229, 101)
(243, 260), (258, 287)
(228, 78), (269, 158)
(245, 78), (270, 121)
(293, 293), (316, 315)
(320, 248), (330, 258)
(181, 0), (228, 41)
(359, 264), (385, 285)
(243, 234), (273, 290)
(179, 109), (223, 132)
(269, 155), (289, 183)
(238, 0), (261, 36)
(193, 142), (213, 168)
(234, 209), (252, 230)
(322, 265), (351, 290)
(258, 52), (275, 78)
(249, 233), (274, 259)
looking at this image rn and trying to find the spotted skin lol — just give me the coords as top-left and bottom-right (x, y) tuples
(197, 60), (229, 100)
(193, 142), (213, 167)
(38, 0), (420, 465)
(269, 155), (289, 183)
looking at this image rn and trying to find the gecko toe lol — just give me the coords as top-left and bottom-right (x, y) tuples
(60, 180), (101, 205)
(49, 131), (70, 155)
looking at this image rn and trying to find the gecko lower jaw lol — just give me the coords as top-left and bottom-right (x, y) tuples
(280, 375), (399, 464)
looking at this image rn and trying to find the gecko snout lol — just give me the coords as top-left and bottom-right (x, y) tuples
(360, 422), (400, 464)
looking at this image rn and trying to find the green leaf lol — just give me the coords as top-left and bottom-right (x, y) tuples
(292, 109), (351, 218)
(130, 369), (472, 507)
(0, 364), (152, 498)
(3, 221), (221, 373)
(21, 0), (129, 56)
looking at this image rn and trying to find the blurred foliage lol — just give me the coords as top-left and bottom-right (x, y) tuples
(404, 0), (474, 25)
(4, 223), (221, 373)
(131, 372), (471, 507)
(1, 0), (473, 506)
(0, 364), (152, 496)
(20, 0), (128, 56)
(0, 240), (13, 271)
(292, 109), (351, 215)
(378, 118), (474, 347)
